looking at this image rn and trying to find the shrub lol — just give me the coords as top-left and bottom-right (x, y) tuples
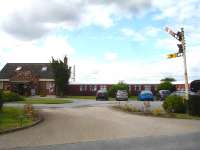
(122, 104), (140, 112)
(0, 90), (3, 110)
(151, 108), (163, 116)
(2, 91), (24, 102)
(188, 95), (200, 116)
(163, 95), (186, 113)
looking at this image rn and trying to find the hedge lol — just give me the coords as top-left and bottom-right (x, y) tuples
(2, 91), (24, 102)
(188, 95), (200, 116)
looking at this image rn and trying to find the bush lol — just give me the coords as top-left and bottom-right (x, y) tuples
(188, 95), (200, 116)
(157, 81), (176, 92)
(163, 95), (186, 113)
(0, 90), (3, 110)
(2, 91), (24, 102)
(122, 104), (140, 112)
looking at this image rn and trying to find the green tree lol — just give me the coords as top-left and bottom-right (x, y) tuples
(51, 57), (71, 96)
(108, 81), (130, 98)
(157, 81), (176, 92)
(160, 77), (176, 82)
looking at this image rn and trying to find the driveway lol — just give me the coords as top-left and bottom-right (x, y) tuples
(0, 106), (200, 149)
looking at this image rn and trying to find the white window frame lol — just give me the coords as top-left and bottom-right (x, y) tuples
(80, 85), (83, 92)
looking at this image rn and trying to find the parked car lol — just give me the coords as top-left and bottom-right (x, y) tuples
(170, 90), (196, 97)
(190, 80), (200, 94)
(116, 90), (128, 101)
(139, 90), (154, 101)
(158, 90), (171, 101)
(96, 90), (108, 101)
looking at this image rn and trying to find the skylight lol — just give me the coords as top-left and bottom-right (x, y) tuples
(41, 66), (47, 71)
(16, 66), (22, 71)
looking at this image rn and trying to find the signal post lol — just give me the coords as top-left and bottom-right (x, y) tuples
(165, 27), (189, 100)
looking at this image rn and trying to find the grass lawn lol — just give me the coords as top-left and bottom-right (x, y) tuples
(0, 107), (33, 132)
(129, 96), (138, 100)
(18, 98), (73, 104)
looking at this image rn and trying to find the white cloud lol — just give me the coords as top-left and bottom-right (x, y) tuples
(121, 28), (146, 42)
(0, 0), (151, 40)
(104, 52), (118, 61)
(145, 26), (161, 37)
(152, 0), (200, 22)
(121, 26), (161, 42)
(0, 34), (75, 68)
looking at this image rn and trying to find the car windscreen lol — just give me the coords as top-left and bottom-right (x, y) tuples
(141, 91), (152, 95)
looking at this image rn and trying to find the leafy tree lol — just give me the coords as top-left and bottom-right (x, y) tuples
(108, 81), (130, 98)
(51, 57), (71, 96)
(157, 81), (176, 92)
(160, 77), (176, 82)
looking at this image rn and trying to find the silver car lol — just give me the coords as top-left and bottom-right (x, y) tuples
(116, 90), (128, 101)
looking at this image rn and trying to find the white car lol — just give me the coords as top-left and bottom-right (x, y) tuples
(116, 90), (128, 101)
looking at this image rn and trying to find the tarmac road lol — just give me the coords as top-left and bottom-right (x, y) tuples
(1, 106), (200, 150)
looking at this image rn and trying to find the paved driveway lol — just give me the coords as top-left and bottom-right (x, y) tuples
(0, 106), (200, 149)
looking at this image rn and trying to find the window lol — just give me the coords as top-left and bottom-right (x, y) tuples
(80, 85), (83, 92)
(16, 66), (22, 71)
(89, 85), (93, 91)
(84, 85), (87, 91)
(41, 66), (47, 71)
(46, 82), (55, 94)
(93, 85), (97, 91)
(0, 82), (3, 89)
(129, 85), (131, 92)
(89, 85), (97, 92)
(100, 85), (104, 90)
(144, 85), (151, 90)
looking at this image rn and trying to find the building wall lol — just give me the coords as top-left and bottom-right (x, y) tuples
(39, 81), (55, 95)
(66, 84), (159, 96)
(3, 81), (11, 90)
(0, 81), (187, 96)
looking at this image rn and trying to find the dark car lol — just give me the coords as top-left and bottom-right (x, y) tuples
(158, 90), (171, 100)
(139, 90), (154, 101)
(96, 90), (108, 101)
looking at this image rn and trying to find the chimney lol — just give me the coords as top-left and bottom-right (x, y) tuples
(64, 56), (68, 65)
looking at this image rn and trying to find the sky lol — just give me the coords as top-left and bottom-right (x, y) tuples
(0, 0), (199, 84)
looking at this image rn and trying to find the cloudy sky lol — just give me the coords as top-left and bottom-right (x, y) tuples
(0, 0), (199, 84)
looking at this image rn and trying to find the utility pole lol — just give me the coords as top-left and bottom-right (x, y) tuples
(165, 27), (189, 100)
